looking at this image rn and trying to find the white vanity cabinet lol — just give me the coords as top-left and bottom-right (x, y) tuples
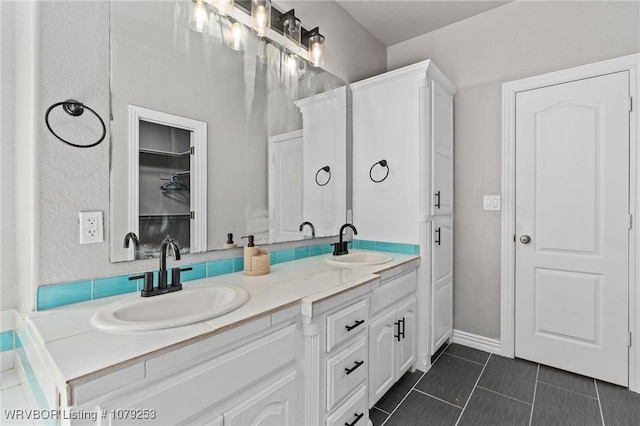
(368, 270), (417, 407)
(68, 313), (301, 426)
(351, 60), (456, 364)
(301, 284), (372, 426)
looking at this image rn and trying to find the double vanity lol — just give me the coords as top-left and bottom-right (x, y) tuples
(25, 250), (420, 425)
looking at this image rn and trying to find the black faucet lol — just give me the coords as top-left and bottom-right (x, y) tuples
(159, 235), (181, 290)
(333, 223), (358, 256)
(299, 221), (316, 239)
(128, 235), (191, 297)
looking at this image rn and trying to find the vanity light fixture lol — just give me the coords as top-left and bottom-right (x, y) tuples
(251, 0), (271, 37)
(189, 0), (211, 33)
(225, 18), (245, 51)
(211, 0), (234, 16)
(280, 9), (301, 53)
(307, 27), (325, 67)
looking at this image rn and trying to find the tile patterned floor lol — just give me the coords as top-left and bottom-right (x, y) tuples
(370, 343), (640, 426)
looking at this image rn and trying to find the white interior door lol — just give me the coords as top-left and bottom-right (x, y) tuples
(515, 71), (630, 385)
(268, 131), (303, 243)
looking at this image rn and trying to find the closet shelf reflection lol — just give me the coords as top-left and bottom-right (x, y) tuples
(139, 148), (191, 157)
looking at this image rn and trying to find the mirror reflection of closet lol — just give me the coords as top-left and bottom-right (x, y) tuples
(127, 106), (207, 260)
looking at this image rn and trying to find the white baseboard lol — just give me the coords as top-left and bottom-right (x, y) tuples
(452, 329), (502, 355)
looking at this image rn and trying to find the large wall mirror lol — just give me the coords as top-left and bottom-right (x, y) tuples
(110, 1), (347, 262)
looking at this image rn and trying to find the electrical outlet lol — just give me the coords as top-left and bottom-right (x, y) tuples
(79, 211), (104, 244)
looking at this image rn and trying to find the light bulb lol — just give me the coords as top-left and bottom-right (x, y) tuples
(228, 21), (244, 51)
(189, 0), (210, 33)
(283, 16), (301, 53)
(309, 33), (325, 67)
(286, 54), (298, 76)
(251, 0), (271, 37)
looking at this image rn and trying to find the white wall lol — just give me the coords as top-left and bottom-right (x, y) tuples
(2, 0), (386, 313)
(0, 1), (17, 311)
(387, 0), (640, 339)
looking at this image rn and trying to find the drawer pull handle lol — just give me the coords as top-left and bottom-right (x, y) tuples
(345, 412), (364, 426)
(435, 190), (441, 209)
(344, 360), (364, 375)
(345, 320), (365, 332)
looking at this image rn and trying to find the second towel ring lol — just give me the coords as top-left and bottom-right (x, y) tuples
(369, 159), (389, 183)
(45, 99), (106, 148)
(315, 166), (331, 186)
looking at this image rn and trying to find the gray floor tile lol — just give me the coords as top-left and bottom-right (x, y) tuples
(369, 407), (389, 426)
(458, 387), (531, 426)
(444, 343), (490, 364)
(538, 365), (597, 397)
(415, 354), (483, 408)
(597, 380), (640, 426)
(531, 382), (602, 426)
(385, 391), (461, 426)
(478, 356), (537, 403)
(374, 370), (424, 413)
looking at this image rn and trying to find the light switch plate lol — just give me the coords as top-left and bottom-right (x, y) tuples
(483, 195), (501, 211)
(79, 211), (104, 244)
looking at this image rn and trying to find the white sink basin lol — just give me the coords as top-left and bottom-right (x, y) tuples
(324, 251), (393, 267)
(91, 285), (250, 332)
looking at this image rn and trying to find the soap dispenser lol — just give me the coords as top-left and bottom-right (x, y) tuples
(242, 235), (271, 276)
(223, 233), (237, 249)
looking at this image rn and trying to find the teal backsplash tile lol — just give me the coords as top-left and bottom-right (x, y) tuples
(207, 260), (233, 277)
(94, 275), (138, 300)
(413, 245), (420, 255)
(323, 244), (335, 254)
(233, 257), (244, 272)
(270, 251), (280, 265)
(352, 239), (361, 249)
(294, 246), (309, 260)
(37, 280), (92, 310)
(376, 241), (395, 253)
(178, 263), (206, 282)
(278, 248), (295, 263)
(393, 243), (415, 255)
(0, 330), (14, 352)
(309, 245), (324, 257)
(358, 240), (377, 250)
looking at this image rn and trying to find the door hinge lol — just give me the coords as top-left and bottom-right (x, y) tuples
(629, 97), (633, 112)
(190, 146), (195, 155)
(629, 214), (633, 230)
(628, 331), (633, 348)
(190, 211), (195, 220)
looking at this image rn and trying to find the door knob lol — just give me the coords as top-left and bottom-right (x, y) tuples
(520, 235), (531, 244)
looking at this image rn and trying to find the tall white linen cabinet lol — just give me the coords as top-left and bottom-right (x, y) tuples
(351, 60), (456, 374)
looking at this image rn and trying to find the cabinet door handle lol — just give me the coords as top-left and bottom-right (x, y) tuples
(344, 360), (364, 375)
(435, 228), (441, 246)
(345, 319), (365, 332)
(394, 321), (402, 342)
(345, 412), (364, 426)
(401, 317), (406, 340)
(435, 191), (441, 209)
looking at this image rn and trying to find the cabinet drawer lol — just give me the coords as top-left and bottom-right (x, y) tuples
(327, 299), (368, 352)
(325, 385), (367, 426)
(370, 270), (417, 316)
(326, 336), (367, 412)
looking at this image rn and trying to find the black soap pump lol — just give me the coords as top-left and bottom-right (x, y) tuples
(223, 233), (237, 249)
(242, 235), (257, 273)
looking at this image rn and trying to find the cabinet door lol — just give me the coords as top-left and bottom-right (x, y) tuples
(352, 77), (421, 244)
(368, 309), (397, 407)
(225, 369), (298, 426)
(397, 297), (417, 376)
(431, 80), (454, 216)
(431, 217), (454, 354)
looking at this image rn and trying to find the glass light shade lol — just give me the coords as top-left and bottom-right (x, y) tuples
(283, 17), (301, 53)
(189, 0), (211, 33)
(251, 0), (271, 37)
(309, 33), (325, 67)
(285, 53), (298, 77)
(225, 19), (244, 51)
(211, 0), (234, 16)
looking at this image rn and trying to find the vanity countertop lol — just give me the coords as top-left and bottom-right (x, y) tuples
(27, 250), (420, 387)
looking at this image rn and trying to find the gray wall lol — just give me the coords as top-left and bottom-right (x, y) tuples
(387, 0), (640, 339)
(2, 0), (386, 312)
